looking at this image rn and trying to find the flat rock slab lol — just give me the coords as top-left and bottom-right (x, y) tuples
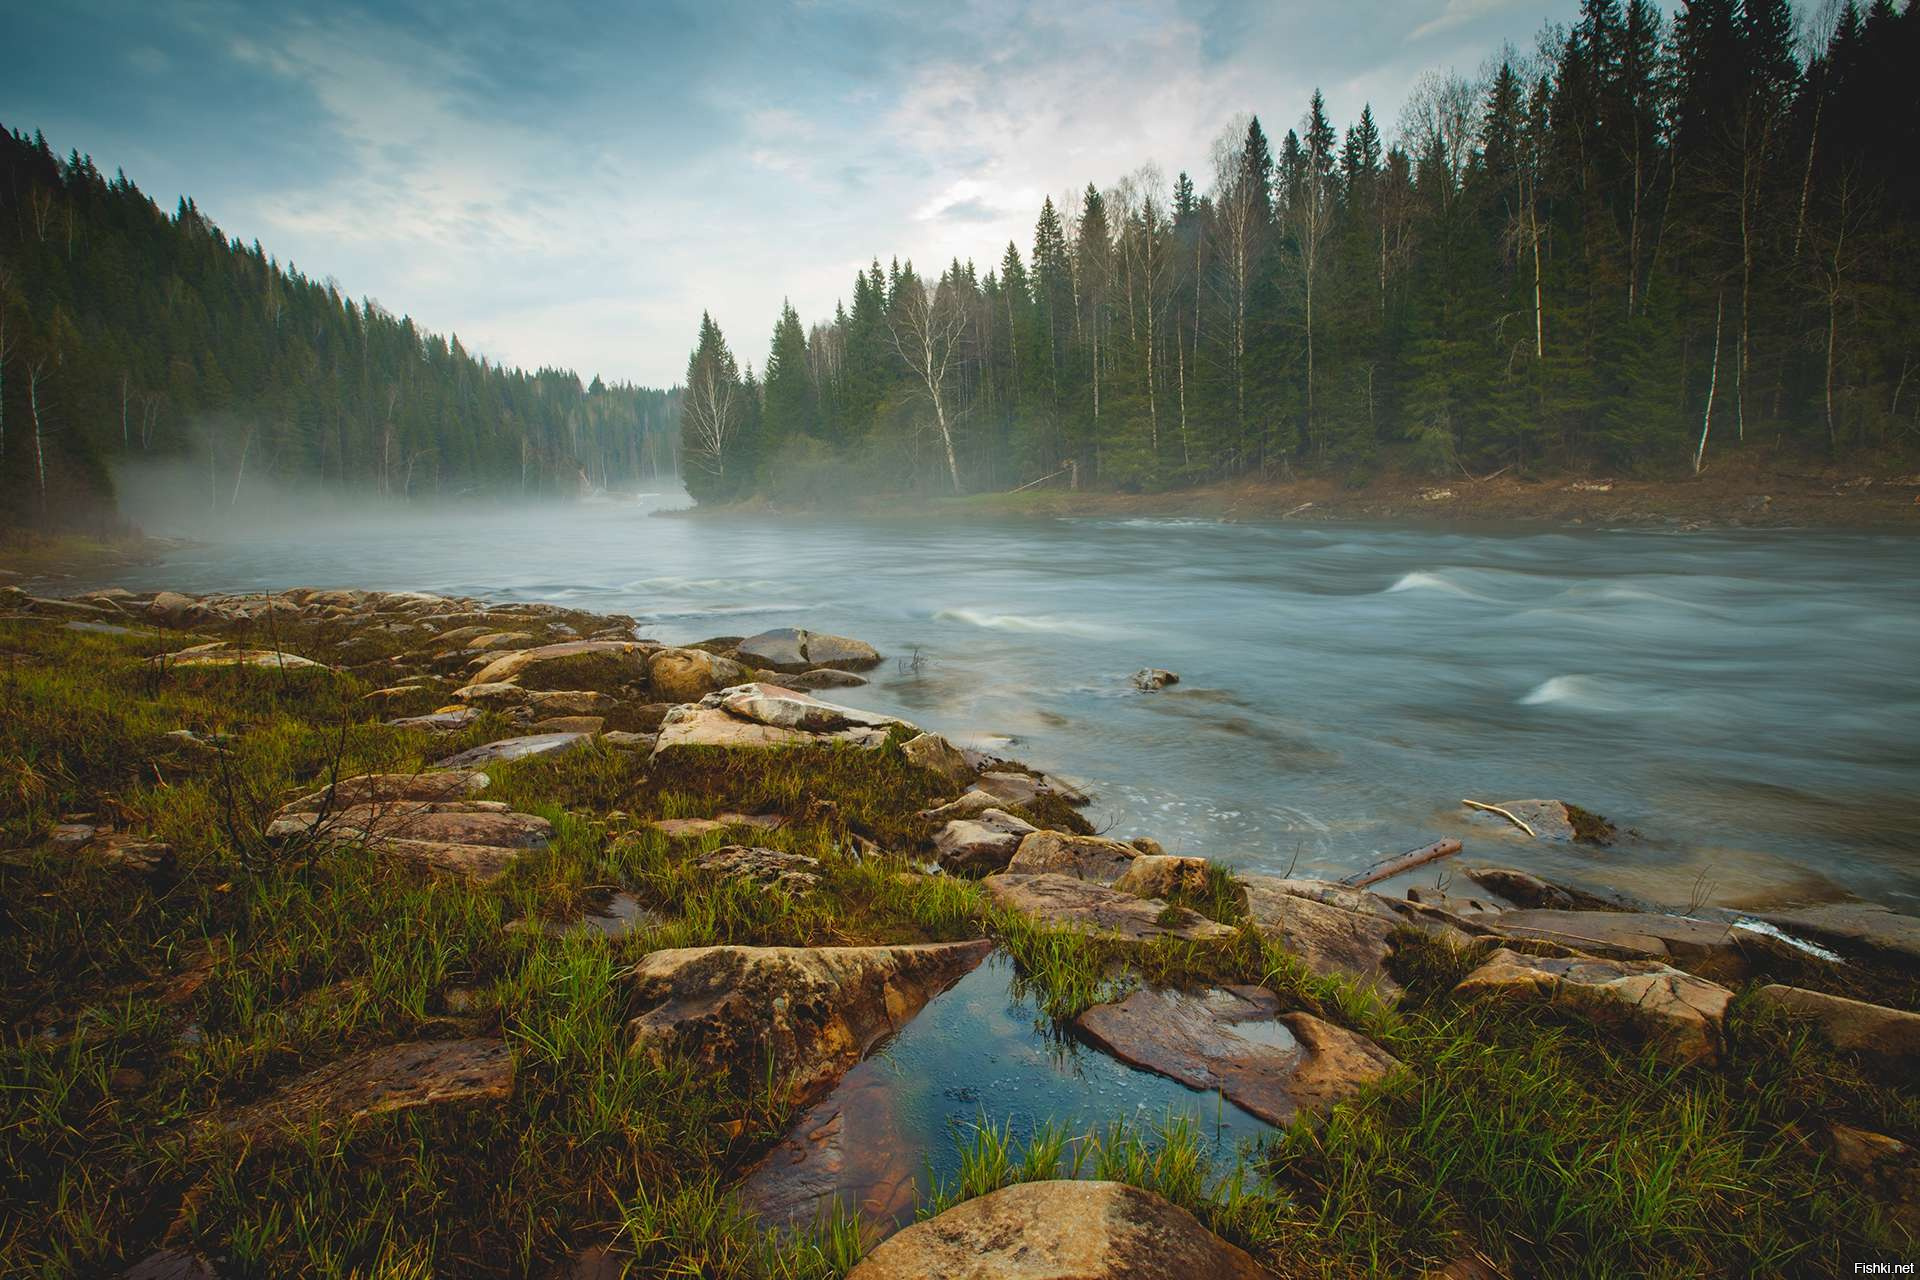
(161, 648), (330, 671)
(983, 873), (1236, 942)
(736, 627), (882, 673)
(741, 1065), (918, 1244)
(285, 770), (489, 811)
(1755, 903), (1920, 972)
(124, 1251), (218, 1280)
(646, 813), (787, 839)
(695, 844), (821, 894)
(933, 809), (1037, 874)
(976, 770), (1090, 808)
(212, 1038), (514, 1145)
(388, 707), (483, 732)
(468, 639), (654, 690)
(1075, 986), (1398, 1125)
(628, 941), (992, 1107)
(433, 733), (590, 769)
(1462, 865), (1656, 913)
(1242, 875), (1403, 997)
(918, 789), (1003, 821)
(268, 804), (551, 850)
(1487, 910), (1745, 969)
(1454, 948), (1732, 1065)
(846, 1180), (1268, 1280)
(355, 836), (524, 882)
(650, 704), (888, 754)
(1754, 984), (1920, 1072)
(1006, 831), (1141, 886)
(709, 682), (906, 732)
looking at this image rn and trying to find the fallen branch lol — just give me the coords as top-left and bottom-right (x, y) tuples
(1462, 798), (1537, 838)
(1340, 838), (1464, 889)
(1281, 501), (1315, 518)
(1007, 468), (1070, 495)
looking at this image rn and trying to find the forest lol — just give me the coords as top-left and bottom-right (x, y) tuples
(0, 127), (679, 531)
(681, 0), (1919, 504)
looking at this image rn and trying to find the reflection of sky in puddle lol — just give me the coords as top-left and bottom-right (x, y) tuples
(746, 955), (1271, 1235)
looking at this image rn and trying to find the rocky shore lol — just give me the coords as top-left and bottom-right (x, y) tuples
(1, 583), (1915, 1278)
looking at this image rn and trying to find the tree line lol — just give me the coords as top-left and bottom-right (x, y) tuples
(682, 0), (1918, 504)
(0, 125), (680, 530)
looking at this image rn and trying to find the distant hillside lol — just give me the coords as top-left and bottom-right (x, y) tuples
(0, 126), (678, 529)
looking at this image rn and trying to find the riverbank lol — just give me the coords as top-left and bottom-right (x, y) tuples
(0, 530), (188, 583)
(2, 587), (1915, 1277)
(682, 456), (1920, 532)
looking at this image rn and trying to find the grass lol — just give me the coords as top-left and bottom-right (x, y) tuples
(1, 601), (1914, 1278)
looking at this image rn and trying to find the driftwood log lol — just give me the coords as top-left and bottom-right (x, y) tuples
(1340, 838), (1464, 890)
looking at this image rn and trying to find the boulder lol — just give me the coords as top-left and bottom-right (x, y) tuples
(209, 1038), (514, 1145)
(1131, 667), (1180, 691)
(694, 844), (822, 894)
(1755, 902), (1920, 973)
(901, 733), (974, 785)
(845, 1180), (1268, 1280)
(933, 809), (1037, 874)
(146, 590), (206, 626)
(1826, 1123), (1920, 1236)
(468, 640), (654, 692)
(736, 627), (882, 673)
(983, 873), (1236, 942)
(1006, 831), (1141, 886)
(432, 733), (591, 769)
(627, 941), (992, 1106)
(1112, 855), (1214, 902)
(1453, 948), (1731, 1065)
(1075, 986), (1397, 1125)
(648, 647), (749, 702)
(710, 682), (906, 733)
(651, 704), (885, 754)
(1752, 984), (1920, 1072)
(1242, 875), (1403, 996)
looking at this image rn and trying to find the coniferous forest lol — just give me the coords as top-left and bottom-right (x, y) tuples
(0, 128), (680, 531)
(682, 1), (1919, 504)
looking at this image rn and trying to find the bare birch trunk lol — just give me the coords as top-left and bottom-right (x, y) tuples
(1694, 292), (1724, 474)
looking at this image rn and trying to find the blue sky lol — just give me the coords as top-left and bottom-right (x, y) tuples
(2, 0), (1583, 386)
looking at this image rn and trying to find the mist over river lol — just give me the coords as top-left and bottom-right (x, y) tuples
(94, 491), (1920, 912)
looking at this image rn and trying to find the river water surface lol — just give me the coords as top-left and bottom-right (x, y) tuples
(98, 490), (1920, 911)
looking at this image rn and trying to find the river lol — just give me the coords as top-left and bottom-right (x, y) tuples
(93, 489), (1920, 913)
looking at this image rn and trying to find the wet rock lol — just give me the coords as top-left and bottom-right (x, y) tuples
(648, 647), (749, 702)
(124, 1250), (218, 1280)
(1826, 1123), (1920, 1236)
(1461, 865), (1655, 913)
(528, 715), (605, 735)
(469, 640), (654, 692)
(932, 809), (1036, 874)
(627, 941), (992, 1106)
(976, 769), (1090, 808)
(1755, 902), (1920, 973)
(1242, 875), (1403, 996)
(432, 732), (591, 769)
(781, 668), (870, 691)
(211, 1038), (514, 1146)
(1075, 986), (1397, 1125)
(982, 873), (1236, 942)
(1405, 886), (1501, 916)
(736, 627), (882, 674)
(1131, 667), (1180, 691)
(846, 1180), (1268, 1280)
(1753, 984), (1920, 1072)
(1486, 910), (1749, 972)
(1453, 948), (1731, 1065)
(285, 770), (489, 811)
(1112, 855), (1214, 901)
(388, 707), (483, 732)
(741, 1065), (916, 1242)
(900, 732), (974, 785)
(695, 844), (822, 894)
(1466, 798), (1615, 844)
(1005, 831), (1141, 886)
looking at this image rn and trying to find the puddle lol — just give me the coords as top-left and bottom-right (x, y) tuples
(742, 954), (1270, 1236)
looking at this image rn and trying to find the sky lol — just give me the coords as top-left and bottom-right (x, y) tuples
(2, 0), (1584, 388)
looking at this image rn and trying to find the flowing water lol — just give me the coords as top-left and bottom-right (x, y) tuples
(98, 488), (1920, 909)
